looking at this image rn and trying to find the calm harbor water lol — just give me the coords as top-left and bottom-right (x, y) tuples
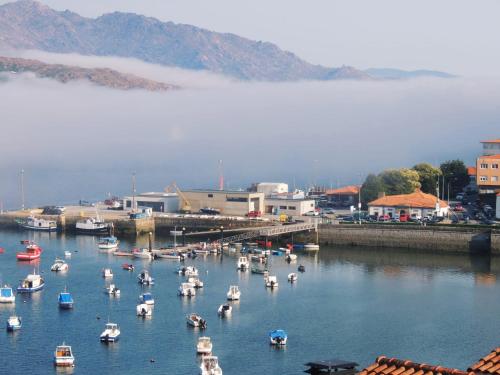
(0, 229), (499, 374)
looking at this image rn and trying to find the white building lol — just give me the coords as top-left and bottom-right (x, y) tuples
(256, 182), (288, 196)
(181, 190), (265, 216)
(264, 197), (315, 216)
(123, 192), (179, 213)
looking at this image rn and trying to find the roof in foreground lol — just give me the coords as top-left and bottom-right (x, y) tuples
(360, 356), (470, 375)
(181, 189), (261, 194)
(467, 166), (477, 176)
(368, 189), (449, 208)
(478, 154), (500, 160)
(469, 347), (500, 374)
(326, 185), (360, 195)
(481, 139), (500, 143)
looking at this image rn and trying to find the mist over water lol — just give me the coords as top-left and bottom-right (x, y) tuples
(0, 52), (499, 209)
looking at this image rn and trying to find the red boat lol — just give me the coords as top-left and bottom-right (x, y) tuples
(122, 263), (134, 271)
(0, 247), (4, 254)
(16, 242), (43, 261)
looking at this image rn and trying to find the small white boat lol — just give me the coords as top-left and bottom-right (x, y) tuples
(186, 313), (207, 329)
(18, 216), (57, 232)
(197, 336), (213, 355)
(178, 266), (198, 277)
(178, 282), (196, 297)
(0, 286), (15, 304)
(137, 270), (155, 285)
(226, 285), (240, 301)
(304, 243), (320, 251)
(157, 252), (181, 260)
(217, 303), (232, 317)
(288, 273), (298, 282)
(54, 343), (75, 367)
(17, 271), (44, 293)
(187, 276), (204, 288)
(237, 256), (249, 270)
(269, 329), (287, 346)
(98, 236), (119, 250)
(100, 322), (120, 342)
(64, 251), (72, 258)
(200, 356), (222, 375)
(6, 315), (21, 331)
(286, 253), (297, 262)
(140, 292), (154, 305)
(136, 303), (152, 317)
(133, 248), (153, 260)
(102, 268), (113, 278)
(265, 275), (279, 289)
(194, 248), (210, 255)
(51, 258), (69, 272)
(105, 284), (120, 296)
(76, 217), (110, 234)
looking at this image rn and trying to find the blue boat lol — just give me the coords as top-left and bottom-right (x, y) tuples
(0, 286), (15, 303)
(272, 250), (284, 256)
(269, 329), (288, 346)
(140, 292), (155, 305)
(6, 316), (22, 331)
(17, 272), (45, 293)
(58, 291), (74, 309)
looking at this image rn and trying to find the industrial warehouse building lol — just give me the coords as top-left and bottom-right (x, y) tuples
(181, 190), (265, 217)
(122, 192), (179, 213)
(264, 197), (316, 216)
(255, 182), (289, 196)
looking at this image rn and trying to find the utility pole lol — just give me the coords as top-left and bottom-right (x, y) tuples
(218, 160), (224, 191)
(131, 172), (136, 212)
(20, 169), (25, 211)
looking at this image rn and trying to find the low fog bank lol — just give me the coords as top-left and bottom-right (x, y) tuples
(0, 53), (498, 209)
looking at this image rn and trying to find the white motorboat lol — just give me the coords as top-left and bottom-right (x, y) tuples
(18, 216), (57, 232)
(157, 252), (181, 260)
(140, 292), (154, 305)
(197, 336), (213, 355)
(226, 285), (240, 301)
(186, 313), (207, 329)
(285, 253), (298, 262)
(137, 270), (155, 285)
(102, 268), (113, 278)
(0, 286), (15, 304)
(98, 236), (119, 250)
(178, 282), (196, 297)
(51, 258), (69, 272)
(17, 271), (44, 293)
(136, 303), (152, 317)
(304, 243), (320, 251)
(200, 356), (222, 375)
(133, 248), (153, 260)
(265, 275), (279, 289)
(178, 266), (198, 277)
(187, 277), (204, 288)
(237, 256), (249, 270)
(54, 343), (75, 367)
(288, 273), (298, 282)
(64, 251), (72, 258)
(269, 329), (288, 346)
(76, 217), (110, 234)
(6, 315), (21, 331)
(105, 284), (120, 296)
(100, 323), (120, 342)
(217, 303), (232, 317)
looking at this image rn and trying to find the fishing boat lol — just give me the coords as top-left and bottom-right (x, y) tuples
(18, 216), (57, 232)
(251, 265), (268, 274)
(265, 275), (279, 289)
(137, 270), (155, 285)
(17, 271), (44, 293)
(178, 282), (196, 297)
(122, 263), (134, 271)
(177, 266), (198, 277)
(298, 265), (306, 273)
(269, 329), (288, 346)
(0, 286), (15, 304)
(226, 285), (240, 301)
(288, 273), (298, 282)
(102, 268), (113, 278)
(6, 315), (21, 331)
(75, 217), (110, 234)
(187, 276), (204, 288)
(64, 251), (72, 258)
(51, 258), (69, 272)
(200, 356), (222, 375)
(98, 236), (119, 250)
(197, 336), (213, 355)
(186, 313), (207, 329)
(157, 251), (182, 261)
(105, 284), (120, 296)
(100, 323), (120, 342)
(304, 243), (320, 251)
(285, 253), (297, 262)
(140, 292), (154, 305)
(237, 256), (249, 270)
(58, 290), (74, 309)
(54, 343), (75, 367)
(136, 303), (152, 317)
(16, 242), (42, 261)
(133, 248), (153, 260)
(217, 303), (232, 317)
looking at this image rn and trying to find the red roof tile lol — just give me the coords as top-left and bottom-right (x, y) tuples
(481, 139), (500, 144)
(467, 167), (477, 176)
(326, 185), (360, 195)
(469, 347), (500, 374)
(359, 356), (471, 375)
(368, 189), (449, 209)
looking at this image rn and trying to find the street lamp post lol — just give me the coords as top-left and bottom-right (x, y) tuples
(182, 227), (186, 247)
(219, 226), (224, 251)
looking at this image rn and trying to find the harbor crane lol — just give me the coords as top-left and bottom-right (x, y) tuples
(164, 182), (192, 213)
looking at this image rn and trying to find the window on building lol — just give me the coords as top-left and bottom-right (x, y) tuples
(208, 194), (213, 198)
(492, 164), (499, 169)
(492, 176), (499, 182)
(279, 206), (287, 210)
(480, 176), (488, 182)
(480, 163), (489, 169)
(226, 197), (247, 202)
(288, 206), (296, 210)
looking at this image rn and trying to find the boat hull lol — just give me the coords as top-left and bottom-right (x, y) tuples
(16, 254), (41, 261)
(76, 227), (110, 234)
(54, 359), (75, 367)
(20, 224), (57, 232)
(0, 297), (15, 304)
(59, 302), (73, 309)
(100, 335), (120, 342)
(17, 283), (45, 293)
(7, 324), (21, 331)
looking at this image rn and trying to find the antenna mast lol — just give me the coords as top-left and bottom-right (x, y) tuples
(21, 169), (25, 210)
(218, 160), (224, 191)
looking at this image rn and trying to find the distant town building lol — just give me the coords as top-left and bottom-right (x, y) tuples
(181, 189), (265, 216)
(255, 182), (289, 196)
(264, 197), (315, 216)
(476, 154), (500, 194)
(325, 185), (360, 207)
(122, 192), (179, 213)
(368, 189), (449, 218)
(481, 138), (500, 155)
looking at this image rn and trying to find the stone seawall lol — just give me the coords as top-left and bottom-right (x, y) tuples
(492, 230), (500, 255)
(154, 216), (265, 235)
(318, 224), (492, 254)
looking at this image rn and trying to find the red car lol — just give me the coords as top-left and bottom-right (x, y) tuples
(246, 211), (262, 218)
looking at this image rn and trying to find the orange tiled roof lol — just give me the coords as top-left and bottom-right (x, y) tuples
(478, 154), (500, 160)
(359, 356), (470, 375)
(368, 189), (448, 209)
(467, 167), (477, 176)
(326, 185), (360, 195)
(481, 139), (500, 144)
(469, 347), (500, 374)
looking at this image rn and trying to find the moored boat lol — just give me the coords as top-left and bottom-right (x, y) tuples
(100, 323), (120, 342)
(265, 275), (279, 289)
(237, 256), (249, 270)
(197, 336), (213, 355)
(177, 266), (198, 277)
(98, 236), (119, 250)
(187, 276), (204, 288)
(288, 273), (298, 282)
(76, 217), (110, 234)
(200, 356), (222, 375)
(217, 303), (232, 317)
(178, 282), (196, 297)
(0, 286), (15, 303)
(136, 303), (152, 317)
(122, 263), (134, 271)
(16, 242), (42, 261)
(251, 265), (268, 274)
(269, 329), (287, 346)
(304, 243), (320, 251)
(18, 216), (57, 232)
(138, 270), (155, 285)
(51, 258), (69, 272)
(54, 343), (75, 367)
(64, 251), (72, 258)
(6, 315), (21, 331)
(102, 268), (113, 278)
(105, 284), (120, 296)
(298, 265), (306, 273)
(17, 271), (44, 293)
(286, 253), (297, 262)
(140, 292), (154, 305)
(186, 313), (206, 329)
(226, 285), (240, 301)
(58, 290), (74, 309)
(133, 248), (153, 260)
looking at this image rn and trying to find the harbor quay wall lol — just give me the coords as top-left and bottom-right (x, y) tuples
(492, 230), (500, 255)
(318, 224), (492, 254)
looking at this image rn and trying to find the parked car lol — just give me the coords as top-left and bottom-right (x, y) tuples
(456, 194), (464, 201)
(321, 208), (336, 215)
(303, 211), (319, 217)
(378, 215), (390, 222)
(246, 211), (262, 218)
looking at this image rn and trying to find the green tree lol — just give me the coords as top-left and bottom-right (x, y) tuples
(379, 168), (420, 195)
(413, 163), (442, 194)
(439, 159), (469, 199)
(361, 174), (386, 206)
